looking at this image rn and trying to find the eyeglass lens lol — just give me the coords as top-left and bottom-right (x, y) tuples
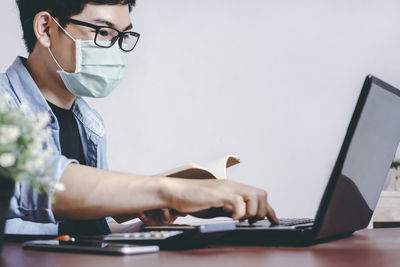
(95, 27), (139, 51)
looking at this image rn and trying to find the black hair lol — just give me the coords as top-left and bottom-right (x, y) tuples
(16, 0), (136, 53)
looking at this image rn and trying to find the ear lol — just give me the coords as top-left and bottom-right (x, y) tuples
(33, 11), (54, 49)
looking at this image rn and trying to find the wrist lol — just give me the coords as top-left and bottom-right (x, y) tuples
(157, 177), (175, 209)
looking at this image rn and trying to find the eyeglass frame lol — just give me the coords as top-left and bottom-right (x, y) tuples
(66, 18), (140, 52)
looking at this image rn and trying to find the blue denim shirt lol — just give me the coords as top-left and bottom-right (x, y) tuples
(1, 57), (109, 235)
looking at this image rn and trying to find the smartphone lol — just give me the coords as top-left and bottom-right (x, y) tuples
(22, 240), (159, 255)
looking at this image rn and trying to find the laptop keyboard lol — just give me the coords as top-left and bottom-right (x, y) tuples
(237, 218), (314, 227)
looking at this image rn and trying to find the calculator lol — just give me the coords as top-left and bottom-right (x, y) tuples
(104, 231), (184, 241)
(103, 223), (236, 250)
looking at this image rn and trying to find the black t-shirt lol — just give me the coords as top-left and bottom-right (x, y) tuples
(48, 101), (111, 236)
(48, 102), (86, 165)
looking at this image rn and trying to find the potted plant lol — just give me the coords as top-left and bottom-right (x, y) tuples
(390, 160), (400, 191)
(0, 93), (64, 252)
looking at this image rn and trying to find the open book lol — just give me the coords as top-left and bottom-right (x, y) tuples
(153, 155), (240, 179)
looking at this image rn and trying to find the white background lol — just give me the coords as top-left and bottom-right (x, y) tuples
(1, 0), (400, 218)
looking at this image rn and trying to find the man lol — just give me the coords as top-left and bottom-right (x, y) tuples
(1, 0), (278, 236)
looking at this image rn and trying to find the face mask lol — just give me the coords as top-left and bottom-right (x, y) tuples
(48, 17), (127, 98)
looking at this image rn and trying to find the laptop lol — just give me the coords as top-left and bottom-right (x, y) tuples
(147, 75), (400, 246)
(213, 74), (400, 246)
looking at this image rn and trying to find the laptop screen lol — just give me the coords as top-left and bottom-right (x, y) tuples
(315, 76), (400, 239)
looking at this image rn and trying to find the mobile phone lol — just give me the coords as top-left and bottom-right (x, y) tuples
(22, 240), (159, 255)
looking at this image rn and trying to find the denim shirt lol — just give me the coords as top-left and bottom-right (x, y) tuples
(1, 57), (109, 235)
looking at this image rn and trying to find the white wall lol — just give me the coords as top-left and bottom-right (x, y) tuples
(2, 0), (400, 218)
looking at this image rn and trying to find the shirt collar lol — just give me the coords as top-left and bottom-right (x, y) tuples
(6, 56), (52, 116)
(6, 56), (105, 137)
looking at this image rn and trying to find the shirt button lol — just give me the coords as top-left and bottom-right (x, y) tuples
(50, 116), (56, 124)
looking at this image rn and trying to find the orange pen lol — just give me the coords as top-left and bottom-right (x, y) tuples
(53, 235), (76, 242)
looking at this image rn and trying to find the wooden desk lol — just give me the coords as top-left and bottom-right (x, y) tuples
(1, 228), (400, 267)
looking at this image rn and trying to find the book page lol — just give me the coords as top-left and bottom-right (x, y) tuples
(200, 155), (240, 179)
(153, 155), (240, 179)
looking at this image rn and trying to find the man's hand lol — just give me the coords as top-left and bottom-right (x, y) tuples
(161, 178), (279, 224)
(138, 208), (179, 226)
(55, 164), (278, 225)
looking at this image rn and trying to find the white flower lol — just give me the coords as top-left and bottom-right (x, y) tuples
(0, 153), (16, 168)
(42, 147), (54, 158)
(0, 93), (11, 112)
(51, 182), (66, 192)
(34, 158), (45, 169)
(0, 96), (56, 197)
(25, 161), (36, 173)
(27, 114), (35, 123)
(36, 112), (51, 129)
(0, 102), (6, 112)
(43, 128), (52, 138)
(19, 103), (28, 113)
(37, 176), (52, 183)
(34, 128), (51, 144)
(28, 141), (43, 157)
(25, 157), (45, 172)
(3, 93), (11, 102)
(0, 125), (21, 145)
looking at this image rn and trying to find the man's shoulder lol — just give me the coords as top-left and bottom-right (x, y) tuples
(0, 72), (11, 91)
(0, 72), (20, 106)
(0, 57), (36, 107)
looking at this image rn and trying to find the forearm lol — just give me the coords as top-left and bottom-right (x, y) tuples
(52, 163), (169, 220)
(53, 163), (279, 224)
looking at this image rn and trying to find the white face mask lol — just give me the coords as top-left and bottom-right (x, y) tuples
(48, 17), (127, 98)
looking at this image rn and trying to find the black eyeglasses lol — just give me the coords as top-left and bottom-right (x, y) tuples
(67, 18), (140, 52)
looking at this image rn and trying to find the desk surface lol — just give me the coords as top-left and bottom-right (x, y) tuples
(1, 228), (400, 267)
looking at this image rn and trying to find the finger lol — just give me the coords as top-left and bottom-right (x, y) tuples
(138, 212), (150, 223)
(145, 210), (162, 217)
(247, 192), (267, 224)
(243, 192), (258, 219)
(168, 214), (179, 225)
(265, 203), (279, 225)
(140, 211), (163, 226)
(161, 209), (172, 224)
(226, 195), (246, 220)
(163, 209), (179, 225)
(223, 204), (233, 213)
(256, 190), (268, 219)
